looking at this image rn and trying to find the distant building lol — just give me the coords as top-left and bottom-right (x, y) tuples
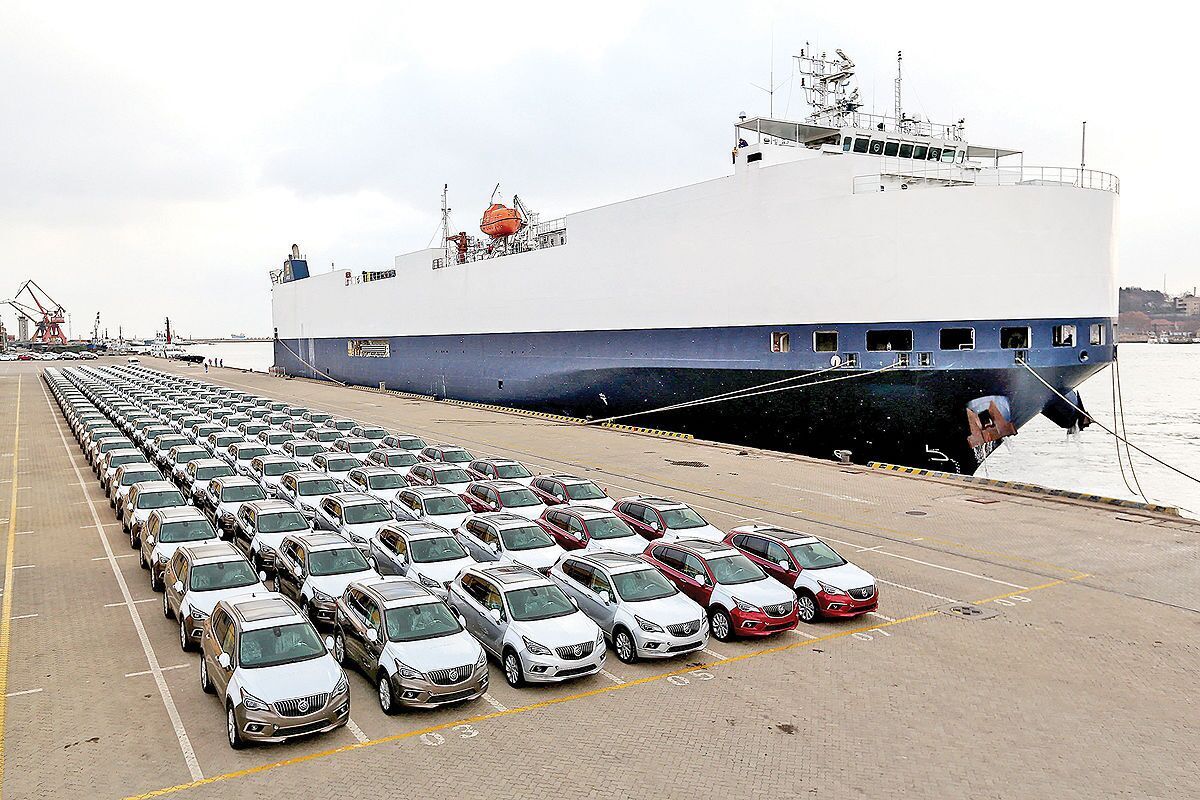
(17, 316), (29, 341)
(1175, 295), (1200, 316)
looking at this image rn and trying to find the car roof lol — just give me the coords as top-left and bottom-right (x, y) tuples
(230, 596), (301, 628)
(286, 532), (352, 550)
(664, 538), (737, 557)
(741, 525), (820, 544)
(477, 480), (530, 491)
(212, 475), (258, 488)
(542, 474), (589, 484)
(245, 499), (301, 514)
(472, 563), (547, 588)
(476, 457), (520, 465)
(291, 470), (334, 482)
(134, 481), (180, 493)
(357, 578), (435, 607)
(332, 491), (381, 505)
(152, 506), (208, 522)
(182, 541), (244, 564)
(352, 466), (397, 476)
(474, 512), (538, 529)
(192, 458), (229, 468)
(388, 521), (452, 540)
(638, 496), (689, 510)
(559, 505), (618, 520)
(573, 551), (647, 573)
(406, 485), (458, 498)
(255, 454), (297, 463)
(426, 462), (468, 471)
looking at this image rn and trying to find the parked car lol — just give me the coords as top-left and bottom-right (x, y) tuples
(281, 439), (328, 469)
(447, 564), (605, 688)
(390, 486), (473, 531)
(123, 480), (189, 547)
(725, 525), (878, 623)
(405, 463), (473, 495)
(612, 496), (726, 542)
(529, 475), (615, 510)
(165, 444), (212, 486)
(231, 499), (313, 572)
(418, 445), (474, 464)
(272, 532), (380, 626)
(461, 480), (548, 521)
(349, 425), (388, 441)
(257, 429), (297, 456)
(466, 458), (534, 486)
(345, 467), (408, 505)
(310, 452), (363, 488)
(140, 506), (220, 591)
(380, 432), (426, 451)
(333, 577), (488, 713)
(164, 541), (268, 652)
(277, 471), (342, 520)
(641, 538), (798, 641)
(549, 550), (708, 663)
(366, 521), (477, 596)
(110, 463), (164, 508)
(199, 594), (349, 748)
(456, 512), (566, 573)
(365, 448), (419, 475)
(248, 455), (302, 498)
(313, 492), (395, 551)
(99, 448), (149, 493)
(182, 459), (237, 501)
(305, 428), (343, 444)
(197, 475), (267, 537)
(535, 506), (646, 555)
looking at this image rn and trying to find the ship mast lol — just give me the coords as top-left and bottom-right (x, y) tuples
(440, 184), (451, 268)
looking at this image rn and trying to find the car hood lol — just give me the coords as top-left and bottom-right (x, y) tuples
(413, 557), (475, 587)
(184, 584), (269, 616)
(514, 610), (600, 649)
(345, 521), (388, 540)
(567, 497), (616, 511)
(801, 562), (874, 591)
(722, 577), (794, 607)
(438, 480), (471, 494)
(585, 535), (646, 556)
(387, 630), (482, 672)
(506, 545), (563, 572)
(309, 568), (377, 599)
(627, 592), (705, 626)
(237, 654), (342, 704)
(503, 504), (548, 521)
(664, 524), (726, 542)
(426, 512), (471, 531)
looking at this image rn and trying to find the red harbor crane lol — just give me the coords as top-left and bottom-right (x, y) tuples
(3, 280), (68, 344)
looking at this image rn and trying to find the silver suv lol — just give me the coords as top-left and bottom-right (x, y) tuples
(163, 541), (267, 652)
(140, 506), (220, 591)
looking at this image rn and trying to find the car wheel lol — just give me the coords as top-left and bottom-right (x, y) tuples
(796, 591), (819, 624)
(179, 617), (195, 652)
(139, 550), (148, 570)
(199, 657), (214, 694)
(272, 575), (281, 593)
(227, 703), (245, 750)
(613, 627), (637, 664)
(332, 629), (346, 666)
(377, 672), (397, 715)
(150, 568), (163, 592)
(503, 649), (525, 688)
(163, 592), (173, 619)
(709, 607), (733, 642)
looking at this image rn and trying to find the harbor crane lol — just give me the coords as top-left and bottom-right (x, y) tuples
(3, 280), (68, 344)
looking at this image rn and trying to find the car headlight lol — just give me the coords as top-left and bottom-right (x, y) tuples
(311, 588), (334, 603)
(817, 581), (846, 596)
(189, 608), (208, 620)
(634, 615), (664, 633)
(732, 596), (762, 614)
(333, 672), (349, 695)
(475, 649), (487, 670)
(393, 659), (425, 680)
(417, 573), (440, 589)
(240, 691), (270, 712)
(157, 554), (169, 565)
(522, 636), (553, 656)
(596, 629), (605, 649)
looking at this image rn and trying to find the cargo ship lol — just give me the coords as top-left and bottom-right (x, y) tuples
(270, 46), (1118, 473)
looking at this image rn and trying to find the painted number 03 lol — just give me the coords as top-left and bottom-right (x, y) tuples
(420, 724), (479, 747)
(667, 670), (715, 687)
(992, 595), (1032, 607)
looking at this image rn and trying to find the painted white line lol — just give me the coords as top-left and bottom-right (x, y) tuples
(14, 531), (33, 536)
(855, 545), (886, 553)
(126, 663), (189, 678)
(598, 668), (626, 684)
(911, 537), (925, 541)
(482, 692), (508, 712)
(104, 598), (155, 607)
(92, 553), (134, 561)
(11, 565), (33, 570)
(5, 688), (42, 698)
(346, 718), (370, 744)
(868, 550), (1027, 589)
(701, 647), (727, 660)
(790, 629), (820, 640)
(11, 613), (37, 620)
(877, 578), (960, 604)
(40, 381), (204, 782)
(772, 483), (878, 505)
(868, 611), (896, 622)
(84, 523), (120, 529)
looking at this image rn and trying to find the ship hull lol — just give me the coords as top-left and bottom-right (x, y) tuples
(273, 316), (1111, 472)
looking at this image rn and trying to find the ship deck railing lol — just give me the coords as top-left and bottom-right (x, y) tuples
(852, 163), (1120, 194)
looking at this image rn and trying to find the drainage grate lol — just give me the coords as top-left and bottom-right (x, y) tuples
(965, 497), (1001, 505)
(937, 603), (999, 621)
(666, 460), (709, 468)
(904, 510), (928, 516)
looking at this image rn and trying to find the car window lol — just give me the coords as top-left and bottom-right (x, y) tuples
(654, 546), (685, 572)
(682, 554), (708, 582)
(500, 524), (554, 551)
(588, 569), (613, 596)
(480, 581), (503, 613)
(562, 559), (592, 585)
(740, 535), (770, 558)
(765, 541), (791, 565)
(385, 601), (462, 642)
(505, 584), (574, 622)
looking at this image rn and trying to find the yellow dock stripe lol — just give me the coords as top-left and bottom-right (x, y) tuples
(0, 375), (22, 800)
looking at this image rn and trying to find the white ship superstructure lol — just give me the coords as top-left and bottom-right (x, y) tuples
(271, 46), (1118, 472)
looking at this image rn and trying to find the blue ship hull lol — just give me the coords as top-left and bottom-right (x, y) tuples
(274, 316), (1112, 472)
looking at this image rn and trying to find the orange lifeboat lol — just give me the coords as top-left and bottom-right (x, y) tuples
(480, 203), (524, 238)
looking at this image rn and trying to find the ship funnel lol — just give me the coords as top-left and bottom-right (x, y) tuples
(291, 243), (301, 259)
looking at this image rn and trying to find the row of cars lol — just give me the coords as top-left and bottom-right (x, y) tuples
(1, 350), (99, 361)
(46, 363), (879, 750)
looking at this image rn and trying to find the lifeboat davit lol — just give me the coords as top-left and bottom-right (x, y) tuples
(480, 203), (523, 238)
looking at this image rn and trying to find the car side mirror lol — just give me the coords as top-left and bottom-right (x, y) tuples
(146, 534), (155, 545)
(599, 590), (612, 605)
(693, 573), (706, 584)
(650, 522), (662, 532)
(258, 571), (267, 582)
(172, 580), (184, 593)
(217, 652), (231, 670)
(324, 635), (336, 651)
(570, 597), (579, 608)
(488, 542), (499, 553)
(455, 613), (466, 625)
(488, 608), (502, 622)
(777, 559), (790, 570)
(366, 628), (378, 643)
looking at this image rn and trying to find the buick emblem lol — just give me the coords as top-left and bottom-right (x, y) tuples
(572, 644), (583, 657)
(448, 668), (459, 681)
(296, 698), (309, 713)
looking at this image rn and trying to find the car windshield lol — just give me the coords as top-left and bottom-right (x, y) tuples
(361, 429), (386, 439)
(243, 425), (268, 436)
(236, 447), (269, 461)
(307, 413), (331, 423)
(385, 601), (461, 642)
(267, 433), (292, 444)
(394, 438), (425, 450)
(368, 473), (405, 490)
(506, 584), (576, 622)
(158, 519), (217, 543)
(441, 449), (472, 463)
(293, 443), (323, 456)
(297, 479), (339, 496)
(315, 430), (340, 442)
(325, 457), (358, 471)
(344, 503), (392, 525)
(258, 511), (308, 533)
(174, 451), (204, 463)
(238, 622), (324, 668)
(660, 507), (707, 529)
(190, 561), (258, 591)
(424, 496), (469, 516)
(346, 441), (374, 454)
(138, 490), (185, 509)
(110, 454), (145, 467)
(433, 468), (471, 485)
(221, 485), (265, 503)
(787, 541), (847, 569)
(196, 465), (234, 481)
(410, 536), (468, 563)
(263, 461), (299, 476)
(385, 453), (417, 467)
(584, 516), (637, 540)
(308, 547), (369, 576)
(121, 469), (162, 485)
(613, 568), (678, 602)
(500, 524), (556, 551)
(498, 488), (541, 507)
(706, 554), (765, 585)
(494, 463), (532, 479)
(564, 482), (606, 501)
(214, 436), (241, 447)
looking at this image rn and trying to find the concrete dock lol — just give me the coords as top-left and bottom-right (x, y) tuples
(2, 357), (1197, 799)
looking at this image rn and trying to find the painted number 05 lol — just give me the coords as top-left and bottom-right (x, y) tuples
(421, 725), (479, 747)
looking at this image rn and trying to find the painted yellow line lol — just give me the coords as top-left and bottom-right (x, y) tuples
(0, 375), (21, 800)
(122, 572), (1084, 800)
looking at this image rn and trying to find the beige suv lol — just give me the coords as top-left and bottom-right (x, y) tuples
(200, 594), (349, 749)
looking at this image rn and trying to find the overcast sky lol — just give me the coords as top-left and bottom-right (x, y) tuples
(2, 2), (1194, 339)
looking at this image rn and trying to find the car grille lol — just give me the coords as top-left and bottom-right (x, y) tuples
(555, 642), (595, 661)
(764, 601), (794, 618)
(849, 585), (875, 600)
(275, 719), (333, 738)
(430, 688), (479, 704)
(428, 664), (475, 686)
(274, 692), (329, 717)
(667, 620), (703, 637)
(557, 664), (598, 678)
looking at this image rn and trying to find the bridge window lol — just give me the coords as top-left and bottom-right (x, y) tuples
(842, 138), (852, 152)
(1089, 323), (1106, 346)
(770, 332), (791, 353)
(869, 140), (885, 155)
(1052, 325), (1077, 347)
(866, 330), (913, 352)
(884, 140), (900, 157)
(813, 331), (838, 352)
(940, 328), (975, 350)
(913, 144), (928, 160)
(928, 147), (942, 161)
(941, 149), (956, 163)
(1001, 327), (1031, 349)
(898, 143), (914, 158)
(853, 137), (870, 153)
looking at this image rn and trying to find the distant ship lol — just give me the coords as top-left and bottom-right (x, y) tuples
(270, 46), (1117, 473)
(230, 333), (248, 339)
